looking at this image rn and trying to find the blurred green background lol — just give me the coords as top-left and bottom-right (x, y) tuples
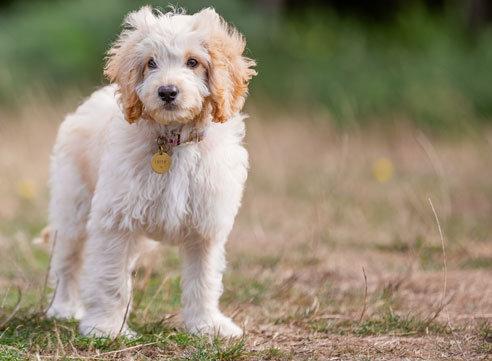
(1, 0), (492, 131)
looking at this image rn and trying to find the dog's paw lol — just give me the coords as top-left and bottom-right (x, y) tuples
(46, 302), (84, 320)
(187, 314), (243, 338)
(79, 320), (136, 338)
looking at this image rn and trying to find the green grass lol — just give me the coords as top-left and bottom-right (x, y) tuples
(460, 257), (492, 270)
(476, 322), (492, 354)
(0, 246), (252, 360)
(180, 337), (247, 361)
(0, 245), (246, 360)
(258, 346), (293, 360)
(310, 311), (449, 336)
(353, 312), (448, 336)
(222, 274), (271, 306)
(479, 322), (492, 343)
(0, 309), (249, 360)
(374, 239), (411, 253)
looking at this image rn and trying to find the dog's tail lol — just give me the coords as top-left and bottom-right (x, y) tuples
(32, 225), (159, 287)
(32, 225), (52, 250)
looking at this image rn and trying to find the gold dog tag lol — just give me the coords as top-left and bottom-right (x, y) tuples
(151, 152), (171, 174)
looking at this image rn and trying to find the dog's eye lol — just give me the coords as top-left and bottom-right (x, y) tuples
(148, 58), (157, 69)
(186, 58), (199, 68)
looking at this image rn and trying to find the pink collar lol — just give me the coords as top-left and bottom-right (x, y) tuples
(158, 129), (205, 147)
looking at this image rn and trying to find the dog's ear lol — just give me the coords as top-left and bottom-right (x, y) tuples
(194, 8), (256, 123)
(105, 6), (156, 124)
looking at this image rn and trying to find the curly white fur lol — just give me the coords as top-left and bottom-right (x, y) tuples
(45, 6), (256, 338)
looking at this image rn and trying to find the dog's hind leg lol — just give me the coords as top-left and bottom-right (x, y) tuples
(46, 160), (91, 320)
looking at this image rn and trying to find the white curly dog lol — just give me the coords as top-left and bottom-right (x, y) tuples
(43, 6), (256, 337)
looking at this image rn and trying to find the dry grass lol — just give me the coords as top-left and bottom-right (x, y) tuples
(0, 98), (492, 360)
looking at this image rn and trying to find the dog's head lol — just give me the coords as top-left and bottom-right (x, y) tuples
(104, 6), (256, 125)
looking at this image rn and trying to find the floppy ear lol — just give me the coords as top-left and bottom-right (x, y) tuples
(194, 8), (256, 123)
(104, 6), (156, 124)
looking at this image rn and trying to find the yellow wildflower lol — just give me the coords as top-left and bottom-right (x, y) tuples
(16, 178), (38, 200)
(372, 158), (393, 183)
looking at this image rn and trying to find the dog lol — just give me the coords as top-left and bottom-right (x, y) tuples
(43, 6), (256, 337)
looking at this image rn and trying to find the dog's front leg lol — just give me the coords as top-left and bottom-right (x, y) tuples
(180, 237), (242, 337)
(78, 229), (135, 338)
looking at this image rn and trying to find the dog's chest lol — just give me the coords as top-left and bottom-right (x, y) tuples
(114, 144), (200, 237)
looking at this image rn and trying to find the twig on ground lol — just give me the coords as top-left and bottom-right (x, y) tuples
(428, 198), (464, 356)
(358, 267), (368, 324)
(37, 342), (158, 359)
(39, 230), (57, 313)
(68, 340), (79, 357)
(274, 272), (299, 298)
(53, 319), (66, 357)
(133, 269), (151, 311)
(159, 312), (176, 325)
(417, 133), (451, 216)
(309, 296), (320, 319)
(428, 199), (447, 313)
(0, 286), (23, 328)
(95, 342), (158, 356)
(316, 314), (350, 320)
(229, 304), (243, 320)
(43, 280), (59, 317)
(1, 286), (11, 309)
(423, 293), (456, 327)
(113, 293), (132, 341)
(25, 329), (36, 357)
(143, 275), (169, 318)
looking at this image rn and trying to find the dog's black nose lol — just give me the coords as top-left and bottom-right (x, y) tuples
(158, 85), (179, 103)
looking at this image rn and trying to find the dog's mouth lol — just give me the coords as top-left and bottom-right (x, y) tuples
(163, 103), (178, 111)
(148, 104), (194, 125)
(147, 99), (203, 125)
